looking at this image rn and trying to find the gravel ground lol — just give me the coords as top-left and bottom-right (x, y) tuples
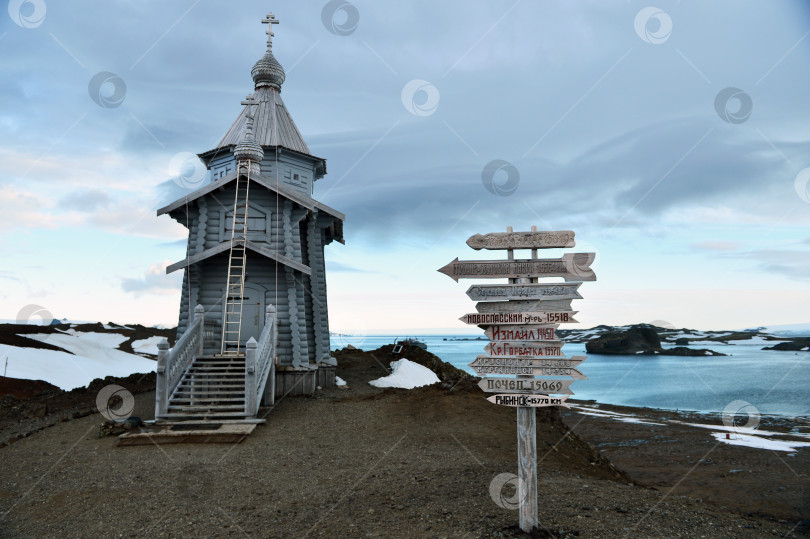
(0, 347), (805, 538)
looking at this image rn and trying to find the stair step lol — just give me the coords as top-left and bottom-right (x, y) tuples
(158, 413), (251, 419)
(169, 398), (245, 404)
(170, 398), (245, 403)
(167, 405), (246, 412)
(187, 367), (245, 372)
(191, 362), (245, 367)
(182, 372), (243, 377)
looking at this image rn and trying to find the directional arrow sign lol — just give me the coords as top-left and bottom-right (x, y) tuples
(484, 325), (559, 341)
(477, 299), (572, 314)
(477, 377), (575, 395)
(484, 341), (565, 358)
(467, 283), (582, 302)
(438, 253), (595, 282)
(486, 394), (570, 408)
(459, 312), (578, 325)
(466, 230), (575, 250)
(470, 355), (587, 369)
(470, 363), (587, 379)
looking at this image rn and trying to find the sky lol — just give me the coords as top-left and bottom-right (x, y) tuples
(2, 0), (810, 334)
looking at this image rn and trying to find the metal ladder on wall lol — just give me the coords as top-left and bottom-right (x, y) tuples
(220, 168), (251, 356)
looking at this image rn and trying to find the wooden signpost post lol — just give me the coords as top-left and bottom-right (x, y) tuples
(439, 226), (596, 534)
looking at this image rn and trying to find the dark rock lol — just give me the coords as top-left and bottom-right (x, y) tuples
(675, 338), (690, 345)
(763, 338), (810, 351)
(658, 347), (726, 357)
(586, 325), (661, 355)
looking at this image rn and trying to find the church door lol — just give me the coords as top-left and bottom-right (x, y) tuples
(240, 283), (265, 345)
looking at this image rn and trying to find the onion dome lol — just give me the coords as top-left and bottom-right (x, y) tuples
(252, 12), (285, 90)
(233, 115), (264, 163)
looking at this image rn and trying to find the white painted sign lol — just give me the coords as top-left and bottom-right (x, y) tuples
(466, 230), (575, 250)
(467, 283), (582, 302)
(438, 253), (595, 282)
(487, 394), (570, 408)
(469, 355), (587, 369)
(459, 312), (578, 325)
(470, 363), (586, 379)
(484, 341), (564, 358)
(477, 377), (575, 395)
(484, 325), (558, 341)
(476, 299), (572, 313)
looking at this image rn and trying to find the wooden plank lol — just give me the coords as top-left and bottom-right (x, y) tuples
(484, 341), (565, 358)
(459, 312), (578, 325)
(477, 377), (575, 395)
(467, 283), (582, 302)
(470, 363), (587, 379)
(477, 300), (571, 313)
(117, 423), (256, 446)
(488, 394), (570, 408)
(484, 325), (559, 341)
(469, 355), (587, 369)
(467, 230), (575, 250)
(438, 253), (595, 282)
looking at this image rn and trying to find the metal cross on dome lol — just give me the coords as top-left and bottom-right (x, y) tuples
(261, 12), (279, 50)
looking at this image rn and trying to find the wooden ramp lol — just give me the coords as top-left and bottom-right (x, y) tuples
(117, 420), (263, 446)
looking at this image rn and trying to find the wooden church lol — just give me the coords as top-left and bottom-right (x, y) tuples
(153, 13), (344, 421)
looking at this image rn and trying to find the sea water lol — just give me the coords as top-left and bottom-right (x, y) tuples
(329, 334), (809, 417)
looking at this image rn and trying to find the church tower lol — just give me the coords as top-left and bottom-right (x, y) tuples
(157, 13), (344, 401)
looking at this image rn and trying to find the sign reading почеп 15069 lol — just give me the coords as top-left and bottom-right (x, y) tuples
(477, 377), (574, 395)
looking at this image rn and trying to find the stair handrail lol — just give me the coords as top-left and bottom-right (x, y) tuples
(156, 304), (205, 417)
(245, 304), (277, 415)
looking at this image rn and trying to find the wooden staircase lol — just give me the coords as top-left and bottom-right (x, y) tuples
(161, 355), (251, 421)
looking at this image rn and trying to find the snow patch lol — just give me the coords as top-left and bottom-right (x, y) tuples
(8, 332), (156, 390)
(369, 358), (439, 389)
(131, 336), (165, 356)
(711, 432), (810, 452)
(336, 376), (347, 387)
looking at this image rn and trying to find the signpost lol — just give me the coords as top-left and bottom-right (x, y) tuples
(439, 225), (596, 534)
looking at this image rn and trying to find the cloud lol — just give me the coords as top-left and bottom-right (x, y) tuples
(325, 261), (375, 273)
(121, 261), (182, 296)
(692, 241), (740, 252)
(57, 189), (112, 212)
